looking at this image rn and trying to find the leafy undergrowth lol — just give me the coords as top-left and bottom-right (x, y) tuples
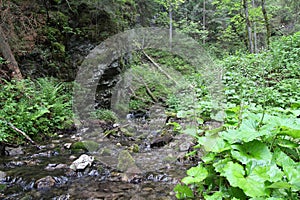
(174, 32), (300, 199)
(175, 106), (300, 199)
(0, 78), (73, 144)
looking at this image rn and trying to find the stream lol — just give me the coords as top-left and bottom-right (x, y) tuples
(0, 105), (200, 200)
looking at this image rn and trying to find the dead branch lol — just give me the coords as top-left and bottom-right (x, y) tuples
(6, 121), (39, 148)
(142, 50), (179, 86)
(132, 76), (158, 103)
(129, 87), (148, 102)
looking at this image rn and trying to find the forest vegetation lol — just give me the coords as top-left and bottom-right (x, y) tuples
(0, 0), (299, 199)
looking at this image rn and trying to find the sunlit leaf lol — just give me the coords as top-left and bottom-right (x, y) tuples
(182, 165), (208, 185)
(204, 191), (223, 200)
(231, 140), (272, 165)
(198, 134), (230, 153)
(174, 184), (194, 199)
(267, 182), (292, 189)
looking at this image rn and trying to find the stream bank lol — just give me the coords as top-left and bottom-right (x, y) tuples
(0, 105), (201, 200)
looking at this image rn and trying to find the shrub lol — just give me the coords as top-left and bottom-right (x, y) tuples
(0, 78), (73, 144)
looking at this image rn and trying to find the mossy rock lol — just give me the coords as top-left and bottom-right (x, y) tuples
(0, 184), (6, 192)
(117, 150), (136, 172)
(82, 140), (99, 152)
(99, 148), (111, 156)
(71, 141), (99, 153)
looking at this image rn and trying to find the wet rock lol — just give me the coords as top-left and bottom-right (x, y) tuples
(35, 176), (56, 189)
(6, 146), (24, 156)
(82, 140), (99, 152)
(117, 150), (136, 172)
(70, 154), (94, 171)
(64, 143), (72, 149)
(99, 148), (111, 156)
(0, 171), (6, 181)
(45, 163), (68, 171)
(150, 134), (173, 148)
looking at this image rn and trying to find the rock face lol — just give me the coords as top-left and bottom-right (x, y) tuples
(70, 154), (94, 171)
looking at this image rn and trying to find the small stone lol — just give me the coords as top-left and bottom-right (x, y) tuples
(64, 143), (72, 149)
(142, 187), (153, 192)
(0, 171), (6, 181)
(69, 155), (77, 160)
(70, 154), (94, 171)
(116, 143), (122, 147)
(35, 176), (55, 189)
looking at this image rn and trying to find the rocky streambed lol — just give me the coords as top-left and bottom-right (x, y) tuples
(0, 106), (202, 200)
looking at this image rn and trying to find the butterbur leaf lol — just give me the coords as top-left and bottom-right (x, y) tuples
(221, 128), (267, 143)
(204, 191), (223, 200)
(278, 126), (300, 139)
(174, 184), (194, 199)
(221, 161), (245, 187)
(273, 148), (296, 167)
(249, 164), (283, 183)
(283, 165), (300, 190)
(182, 165), (208, 185)
(221, 162), (268, 197)
(198, 134), (230, 153)
(231, 140), (272, 165)
(277, 138), (299, 148)
(213, 158), (230, 174)
(201, 152), (216, 163)
(267, 182), (292, 189)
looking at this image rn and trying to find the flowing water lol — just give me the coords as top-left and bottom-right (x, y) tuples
(0, 106), (199, 200)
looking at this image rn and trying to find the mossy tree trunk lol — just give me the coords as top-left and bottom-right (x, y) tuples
(0, 25), (22, 80)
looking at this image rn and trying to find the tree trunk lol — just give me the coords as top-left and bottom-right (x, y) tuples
(203, 0), (206, 45)
(243, 0), (254, 53)
(261, 0), (271, 48)
(252, 0), (258, 53)
(0, 25), (22, 80)
(169, 4), (173, 49)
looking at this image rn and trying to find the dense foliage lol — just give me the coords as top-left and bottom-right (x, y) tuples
(174, 31), (300, 199)
(0, 78), (73, 144)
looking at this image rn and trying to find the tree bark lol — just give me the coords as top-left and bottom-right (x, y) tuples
(169, 4), (173, 49)
(261, 0), (271, 48)
(203, 0), (206, 45)
(0, 25), (22, 80)
(252, 0), (258, 53)
(243, 0), (254, 53)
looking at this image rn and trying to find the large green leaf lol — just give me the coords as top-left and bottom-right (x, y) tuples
(198, 134), (230, 153)
(204, 191), (223, 200)
(174, 184), (194, 199)
(182, 165), (208, 185)
(221, 161), (268, 197)
(221, 161), (245, 188)
(231, 140), (272, 165)
(221, 118), (269, 143)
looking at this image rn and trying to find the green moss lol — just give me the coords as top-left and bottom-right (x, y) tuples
(117, 150), (136, 172)
(0, 184), (6, 192)
(99, 148), (111, 156)
(82, 140), (99, 152)
(90, 109), (118, 122)
(71, 141), (99, 152)
(71, 141), (87, 151)
(52, 42), (65, 54)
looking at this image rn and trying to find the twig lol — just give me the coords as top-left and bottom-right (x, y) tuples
(142, 50), (179, 86)
(65, 0), (74, 12)
(6, 121), (39, 147)
(133, 76), (158, 103)
(129, 87), (148, 102)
